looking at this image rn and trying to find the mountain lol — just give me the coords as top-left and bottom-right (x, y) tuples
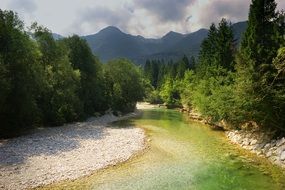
(82, 21), (247, 64)
(232, 21), (247, 44)
(52, 33), (64, 40)
(28, 32), (64, 41)
(83, 26), (151, 62)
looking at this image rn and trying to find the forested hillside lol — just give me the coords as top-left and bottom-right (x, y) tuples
(143, 0), (285, 131)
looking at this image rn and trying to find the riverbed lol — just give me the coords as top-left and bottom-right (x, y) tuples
(39, 108), (285, 190)
(0, 113), (145, 190)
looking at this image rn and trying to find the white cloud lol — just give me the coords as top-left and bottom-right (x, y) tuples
(8, 0), (37, 13)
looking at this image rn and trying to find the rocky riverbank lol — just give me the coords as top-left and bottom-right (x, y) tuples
(181, 108), (285, 169)
(0, 112), (146, 190)
(226, 130), (285, 168)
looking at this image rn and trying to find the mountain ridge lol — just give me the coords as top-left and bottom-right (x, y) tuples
(80, 21), (247, 64)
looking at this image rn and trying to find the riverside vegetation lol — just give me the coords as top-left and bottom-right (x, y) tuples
(0, 0), (285, 188)
(1, 0), (284, 138)
(142, 0), (285, 169)
(0, 10), (146, 138)
(143, 0), (285, 133)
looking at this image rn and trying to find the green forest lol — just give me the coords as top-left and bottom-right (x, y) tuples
(143, 1), (285, 131)
(0, 10), (145, 137)
(1, 0), (285, 138)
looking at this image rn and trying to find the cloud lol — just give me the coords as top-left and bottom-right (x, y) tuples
(191, 0), (249, 29)
(2, 0), (284, 37)
(68, 0), (196, 37)
(191, 0), (285, 29)
(277, 1), (285, 11)
(8, 0), (37, 13)
(69, 4), (134, 35)
(135, 0), (195, 22)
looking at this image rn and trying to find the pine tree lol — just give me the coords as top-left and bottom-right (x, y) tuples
(189, 19), (236, 123)
(241, 0), (279, 67)
(216, 18), (235, 70)
(197, 19), (235, 78)
(234, 0), (284, 128)
(189, 56), (196, 70)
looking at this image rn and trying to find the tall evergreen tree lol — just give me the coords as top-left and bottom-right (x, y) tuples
(234, 0), (284, 128)
(241, 0), (279, 67)
(216, 19), (236, 70)
(189, 56), (196, 70)
(197, 19), (235, 78)
(189, 19), (236, 122)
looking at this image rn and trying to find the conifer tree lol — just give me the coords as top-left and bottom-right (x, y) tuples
(234, 0), (283, 128)
(241, 0), (279, 67)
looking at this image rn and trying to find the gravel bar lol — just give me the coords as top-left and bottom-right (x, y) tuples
(0, 112), (145, 190)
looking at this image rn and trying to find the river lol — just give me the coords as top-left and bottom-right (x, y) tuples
(40, 108), (285, 190)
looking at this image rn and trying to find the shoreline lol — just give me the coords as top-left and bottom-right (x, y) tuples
(226, 130), (285, 169)
(180, 108), (285, 169)
(0, 111), (146, 190)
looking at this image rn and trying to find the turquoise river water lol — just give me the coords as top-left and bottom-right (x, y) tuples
(40, 108), (285, 190)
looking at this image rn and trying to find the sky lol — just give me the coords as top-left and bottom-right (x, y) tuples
(1, 0), (285, 38)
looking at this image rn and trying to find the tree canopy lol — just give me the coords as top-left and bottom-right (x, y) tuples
(0, 10), (145, 137)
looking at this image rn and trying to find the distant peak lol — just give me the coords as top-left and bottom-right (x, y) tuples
(162, 31), (183, 40)
(164, 31), (182, 36)
(169, 31), (179, 34)
(196, 28), (208, 32)
(100, 26), (122, 33)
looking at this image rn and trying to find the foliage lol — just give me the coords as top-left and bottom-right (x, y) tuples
(143, 55), (195, 106)
(240, 0), (280, 66)
(183, 19), (236, 122)
(31, 24), (83, 126)
(179, 0), (285, 131)
(159, 76), (181, 106)
(271, 47), (285, 129)
(63, 35), (107, 115)
(0, 10), (145, 137)
(0, 10), (42, 136)
(232, 0), (285, 129)
(104, 59), (145, 113)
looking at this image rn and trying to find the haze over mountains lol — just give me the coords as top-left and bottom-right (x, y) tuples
(55, 21), (247, 64)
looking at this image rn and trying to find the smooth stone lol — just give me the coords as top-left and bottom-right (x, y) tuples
(253, 142), (266, 150)
(250, 139), (258, 145)
(266, 151), (273, 158)
(243, 138), (250, 146)
(277, 144), (285, 154)
(281, 151), (285, 161)
(276, 137), (285, 147)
